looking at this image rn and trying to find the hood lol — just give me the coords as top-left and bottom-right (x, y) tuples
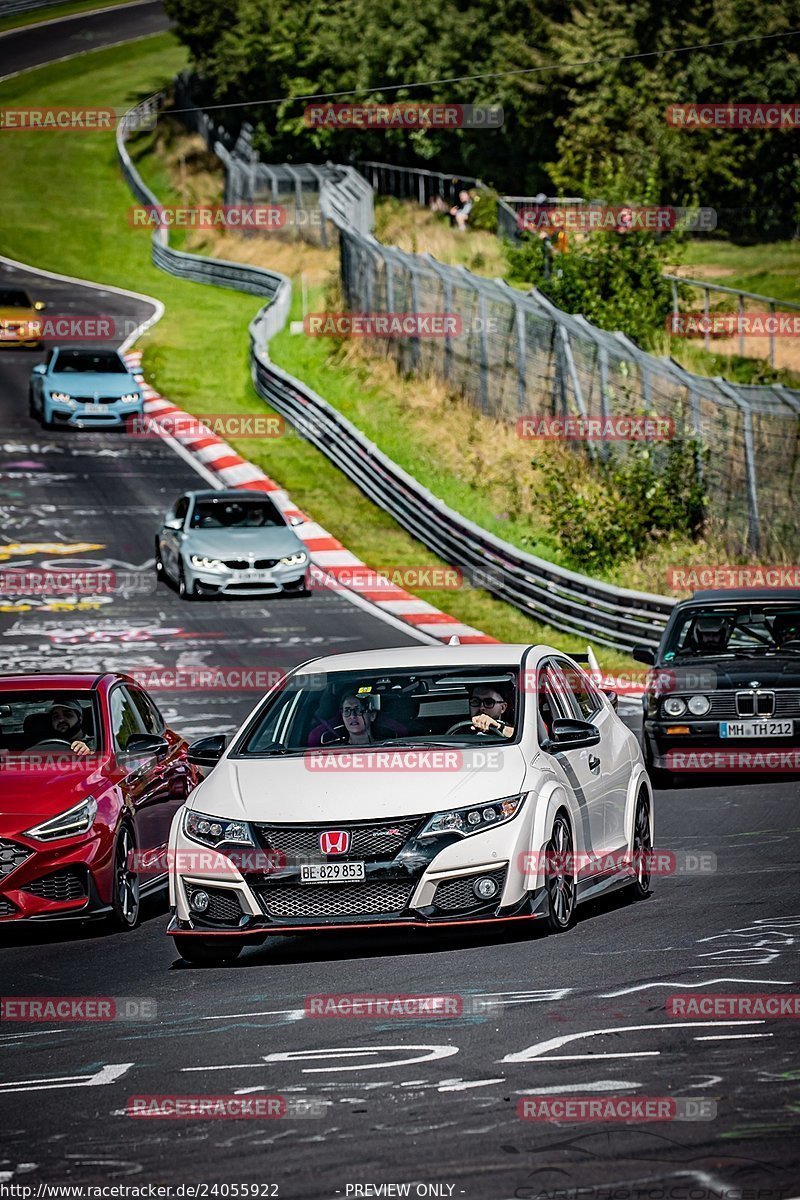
(47, 371), (137, 398)
(189, 745), (529, 824)
(0, 756), (109, 834)
(0, 306), (38, 322)
(186, 527), (304, 559)
(650, 656), (800, 696)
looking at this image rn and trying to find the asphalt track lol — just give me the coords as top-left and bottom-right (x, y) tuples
(0, 10), (799, 1199)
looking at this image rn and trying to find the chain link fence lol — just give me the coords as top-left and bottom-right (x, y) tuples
(171, 81), (800, 560)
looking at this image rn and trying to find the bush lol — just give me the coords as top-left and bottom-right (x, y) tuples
(534, 437), (708, 572)
(468, 188), (498, 234)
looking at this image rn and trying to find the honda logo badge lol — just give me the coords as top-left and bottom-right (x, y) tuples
(320, 830), (350, 855)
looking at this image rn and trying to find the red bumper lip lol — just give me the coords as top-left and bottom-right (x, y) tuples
(167, 910), (542, 938)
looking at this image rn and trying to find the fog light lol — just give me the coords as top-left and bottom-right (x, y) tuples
(189, 889), (210, 913)
(473, 876), (499, 901)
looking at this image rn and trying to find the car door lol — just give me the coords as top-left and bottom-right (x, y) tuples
(109, 684), (173, 872)
(556, 657), (632, 855)
(538, 659), (607, 861)
(160, 495), (190, 579)
(127, 684), (190, 851)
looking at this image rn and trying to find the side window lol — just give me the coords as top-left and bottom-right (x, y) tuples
(556, 658), (602, 720)
(174, 497), (190, 526)
(128, 687), (165, 735)
(537, 662), (570, 741)
(109, 686), (146, 751)
(46, 349), (56, 367)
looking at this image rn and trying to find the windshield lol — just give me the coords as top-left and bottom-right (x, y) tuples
(235, 667), (521, 756)
(53, 350), (127, 374)
(664, 603), (800, 660)
(190, 498), (284, 529)
(0, 289), (32, 308)
(0, 691), (101, 754)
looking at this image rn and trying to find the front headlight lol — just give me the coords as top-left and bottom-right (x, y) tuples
(662, 696), (687, 717)
(25, 796), (97, 842)
(687, 695), (711, 716)
(419, 793), (526, 839)
(190, 555), (227, 573)
(184, 809), (254, 847)
(50, 392), (75, 406)
(279, 552), (308, 567)
(119, 393), (141, 404)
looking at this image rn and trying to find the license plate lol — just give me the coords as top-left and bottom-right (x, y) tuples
(720, 720), (793, 738)
(82, 404), (105, 414)
(300, 861), (365, 884)
(234, 570), (274, 582)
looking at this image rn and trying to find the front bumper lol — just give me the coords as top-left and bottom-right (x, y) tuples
(0, 831), (110, 922)
(186, 561), (309, 597)
(643, 718), (800, 771)
(167, 815), (544, 937)
(46, 403), (143, 429)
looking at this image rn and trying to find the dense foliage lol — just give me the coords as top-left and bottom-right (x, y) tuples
(165, 0), (800, 233)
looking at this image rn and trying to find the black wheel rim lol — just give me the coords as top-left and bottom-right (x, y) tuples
(116, 827), (140, 925)
(633, 796), (652, 890)
(547, 815), (575, 927)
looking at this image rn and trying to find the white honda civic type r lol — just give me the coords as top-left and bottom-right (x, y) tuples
(166, 645), (654, 964)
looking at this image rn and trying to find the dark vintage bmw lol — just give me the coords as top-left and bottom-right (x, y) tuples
(633, 589), (800, 784)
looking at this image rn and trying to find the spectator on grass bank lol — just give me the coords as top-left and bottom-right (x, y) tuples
(449, 189), (474, 231)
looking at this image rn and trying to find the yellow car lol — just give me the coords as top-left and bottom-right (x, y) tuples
(0, 287), (46, 349)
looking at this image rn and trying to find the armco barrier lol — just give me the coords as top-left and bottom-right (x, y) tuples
(118, 97), (674, 651)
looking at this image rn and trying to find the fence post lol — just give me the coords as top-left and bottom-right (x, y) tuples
(515, 299), (527, 413)
(715, 379), (761, 555)
(738, 292), (745, 357)
(703, 286), (710, 352)
(559, 325), (596, 461)
(408, 266), (421, 369)
(769, 300), (776, 368)
(598, 345), (611, 462)
(477, 291), (490, 412)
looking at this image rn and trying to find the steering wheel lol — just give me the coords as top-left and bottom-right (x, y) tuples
(445, 719), (492, 736)
(29, 739), (74, 750)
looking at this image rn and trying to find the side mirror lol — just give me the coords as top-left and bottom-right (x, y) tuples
(632, 645), (656, 666)
(163, 517), (184, 531)
(603, 689), (619, 711)
(33, 301), (46, 312)
(544, 718), (601, 751)
(32, 364), (46, 375)
(187, 734), (228, 768)
(121, 733), (169, 761)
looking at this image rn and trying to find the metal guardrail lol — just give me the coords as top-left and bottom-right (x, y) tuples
(118, 95), (675, 651)
(664, 273), (800, 368)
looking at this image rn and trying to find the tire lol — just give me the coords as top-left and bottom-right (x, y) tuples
(628, 790), (653, 901)
(544, 809), (577, 933)
(174, 936), (242, 965)
(110, 823), (140, 931)
(178, 563), (197, 601)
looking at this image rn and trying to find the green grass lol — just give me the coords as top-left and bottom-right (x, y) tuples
(0, 0), (139, 35)
(0, 33), (641, 674)
(678, 240), (800, 305)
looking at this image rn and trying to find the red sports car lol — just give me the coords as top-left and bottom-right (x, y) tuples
(0, 673), (197, 929)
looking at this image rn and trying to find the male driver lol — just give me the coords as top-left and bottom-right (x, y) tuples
(469, 686), (514, 737)
(45, 699), (92, 755)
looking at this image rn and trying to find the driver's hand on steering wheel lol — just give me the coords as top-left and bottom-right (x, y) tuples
(71, 740), (91, 756)
(471, 714), (514, 737)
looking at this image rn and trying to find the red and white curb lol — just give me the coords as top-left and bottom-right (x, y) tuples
(125, 351), (496, 644)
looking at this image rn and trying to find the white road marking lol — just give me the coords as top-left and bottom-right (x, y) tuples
(436, 1078), (505, 1092)
(501, 1020), (765, 1063)
(600, 977), (793, 996)
(184, 1045), (460, 1076)
(694, 1033), (774, 1041)
(0, 1063), (132, 1094)
(510, 1080), (643, 1095)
